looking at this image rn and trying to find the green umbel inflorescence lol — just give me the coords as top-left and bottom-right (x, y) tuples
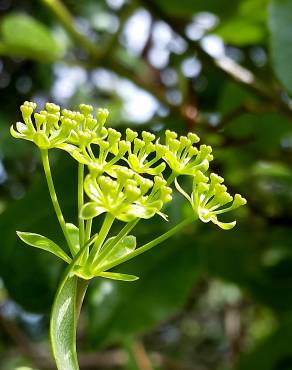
(11, 101), (247, 370)
(11, 101), (246, 231)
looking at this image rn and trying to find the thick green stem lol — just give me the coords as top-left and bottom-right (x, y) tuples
(41, 149), (74, 254)
(88, 213), (115, 265)
(95, 216), (194, 274)
(78, 163), (85, 246)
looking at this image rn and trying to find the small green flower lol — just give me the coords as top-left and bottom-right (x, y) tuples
(57, 104), (110, 162)
(162, 130), (213, 176)
(81, 168), (172, 222)
(64, 105), (108, 147)
(175, 171), (247, 230)
(10, 101), (77, 149)
(125, 128), (166, 176)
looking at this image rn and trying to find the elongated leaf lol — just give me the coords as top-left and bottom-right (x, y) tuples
(50, 275), (79, 370)
(0, 13), (64, 61)
(269, 0), (292, 94)
(99, 272), (139, 282)
(66, 223), (80, 255)
(17, 231), (71, 263)
(50, 244), (89, 370)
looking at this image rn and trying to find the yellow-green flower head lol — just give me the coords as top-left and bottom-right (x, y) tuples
(80, 169), (172, 222)
(64, 104), (108, 148)
(125, 128), (166, 176)
(175, 172), (247, 230)
(162, 130), (213, 176)
(10, 101), (77, 149)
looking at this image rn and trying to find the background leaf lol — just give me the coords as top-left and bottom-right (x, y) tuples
(0, 13), (64, 61)
(269, 0), (292, 94)
(87, 230), (201, 347)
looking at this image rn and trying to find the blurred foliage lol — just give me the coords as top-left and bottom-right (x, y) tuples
(0, 0), (292, 369)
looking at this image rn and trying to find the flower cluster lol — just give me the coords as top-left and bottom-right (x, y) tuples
(176, 172), (247, 229)
(11, 101), (246, 229)
(10, 101), (76, 149)
(81, 168), (172, 222)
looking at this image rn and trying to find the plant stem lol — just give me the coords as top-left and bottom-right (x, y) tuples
(88, 213), (115, 265)
(41, 149), (74, 254)
(78, 163), (85, 246)
(85, 219), (92, 241)
(166, 172), (177, 186)
(95, 216), (194, 274)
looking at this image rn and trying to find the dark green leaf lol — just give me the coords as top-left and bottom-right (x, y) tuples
(238, 318), (292, 370)
(0, 156), (76, 311)
(269, 0), (292, 94)
(87, 231), (201, 347)
(156, 0), (240, 17)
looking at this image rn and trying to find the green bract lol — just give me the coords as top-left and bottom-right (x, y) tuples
(11, 101), (247, 370)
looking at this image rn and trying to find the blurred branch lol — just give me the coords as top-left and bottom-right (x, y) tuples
(39, 0), (171, 109)
(40, 0), (100, 58)
(100, 2), (137, 63)
(0, 309), (53, 370)
(139, 0), (292, 120)
(215, 101), (278, 129)
(131, 341), (154, 370)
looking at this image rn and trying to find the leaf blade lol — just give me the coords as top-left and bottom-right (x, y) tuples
(269, 0), (292, 94)
(0, 13), (64, 61)
(99, 272), (139, 282)
(50, 275), (79, 370)
(17, 231), (71, 263)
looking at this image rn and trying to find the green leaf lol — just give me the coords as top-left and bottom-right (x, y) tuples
(0, 13), (64, 61)
(99, 272), (139, 282)
(50, 246), (89, 370)
(17, 231), (71, 264)
(238, 317), (292, 370)
(96, 235), (136, 270)
(213, 0), (267, 45)
(66, 223), (80, 255)
(269, 0), (292, 94)
(214, 19), (265, 45)
(50, 275), (79, 370)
